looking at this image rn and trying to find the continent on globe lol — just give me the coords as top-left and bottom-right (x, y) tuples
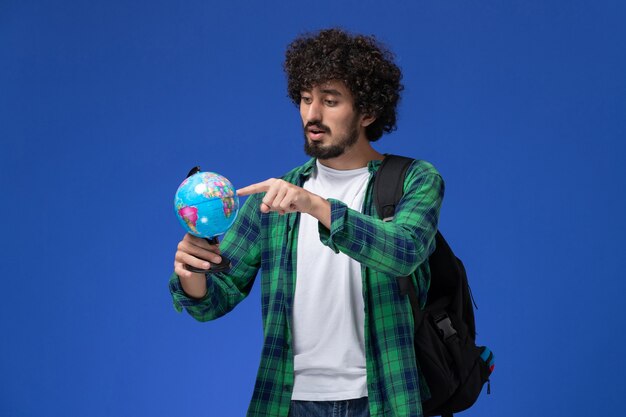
(177, 206), (199, 234)
(198, 176), (236, 218)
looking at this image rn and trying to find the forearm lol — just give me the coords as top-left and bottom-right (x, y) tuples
(169, 273), (218, 320)
(169, 257), (259, 321)
(319, 171), (444, 276)
(320, 206), (434, 276)
(178, 271), (208, 299)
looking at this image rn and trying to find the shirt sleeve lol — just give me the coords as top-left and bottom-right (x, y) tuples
(318, 161), (444, 277)
(168, 193), (263, 321)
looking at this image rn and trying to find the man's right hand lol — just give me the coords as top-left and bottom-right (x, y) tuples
(174, 234), (223, 298)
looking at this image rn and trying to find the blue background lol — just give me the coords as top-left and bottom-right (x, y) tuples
(1, 1), (625, 416)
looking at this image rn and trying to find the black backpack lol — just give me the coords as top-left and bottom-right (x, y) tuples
(373, 154), (494, 417)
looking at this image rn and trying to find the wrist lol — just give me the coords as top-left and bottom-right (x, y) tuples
(308, 194), (331, 229)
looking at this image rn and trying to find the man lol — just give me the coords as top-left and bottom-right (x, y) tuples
(170, 28), (444, 417)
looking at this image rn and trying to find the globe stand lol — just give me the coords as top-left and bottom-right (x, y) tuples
(183, 166), (232, 275)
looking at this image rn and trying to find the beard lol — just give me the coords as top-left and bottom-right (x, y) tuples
(303, 120), (360, 160)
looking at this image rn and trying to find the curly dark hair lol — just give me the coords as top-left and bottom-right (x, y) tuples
(284, 28), (403, 142)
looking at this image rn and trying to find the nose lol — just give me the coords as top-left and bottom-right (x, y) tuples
(304, 99), (322, 124)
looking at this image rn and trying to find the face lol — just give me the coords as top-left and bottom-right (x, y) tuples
(300, 81), (366, 160)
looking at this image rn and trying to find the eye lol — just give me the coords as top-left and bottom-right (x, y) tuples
(324, 99), (338, 107)
(301, 96), (312, 105)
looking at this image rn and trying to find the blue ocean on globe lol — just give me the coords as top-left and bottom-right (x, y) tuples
(174, 171), (239, 238)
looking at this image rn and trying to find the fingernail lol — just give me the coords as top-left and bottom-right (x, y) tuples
(214, 256), (222, 264)
(203, 262), (210, 269)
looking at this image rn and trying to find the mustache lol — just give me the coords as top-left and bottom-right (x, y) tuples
(305, 122), (330, 132)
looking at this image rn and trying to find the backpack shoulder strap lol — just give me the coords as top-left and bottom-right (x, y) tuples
(374, 154), (418, 299)
(374, 154), (415, 222)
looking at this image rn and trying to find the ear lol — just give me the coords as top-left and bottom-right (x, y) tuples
(360, 113), (377, 128)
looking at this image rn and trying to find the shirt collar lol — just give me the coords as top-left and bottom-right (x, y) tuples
(298, 157), (384, 181)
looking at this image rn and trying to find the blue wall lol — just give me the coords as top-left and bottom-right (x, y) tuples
(1, 1), (625, 416)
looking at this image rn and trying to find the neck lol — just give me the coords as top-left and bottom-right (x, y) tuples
(317, 136), (384, 170)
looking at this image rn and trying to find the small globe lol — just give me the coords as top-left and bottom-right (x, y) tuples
(174, 171), (240, 238)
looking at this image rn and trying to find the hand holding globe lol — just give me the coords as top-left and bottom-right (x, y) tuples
(174, 166), (240, 273)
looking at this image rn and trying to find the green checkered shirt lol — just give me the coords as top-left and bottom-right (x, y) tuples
(169, 157), (445, 416)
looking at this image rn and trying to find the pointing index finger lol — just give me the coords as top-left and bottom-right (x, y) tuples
(236, 180), (272, 196)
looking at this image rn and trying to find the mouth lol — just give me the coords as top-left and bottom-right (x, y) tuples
(306, 126), (328, 141)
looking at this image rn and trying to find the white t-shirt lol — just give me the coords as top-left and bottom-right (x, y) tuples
(291, 160), (371, 401)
